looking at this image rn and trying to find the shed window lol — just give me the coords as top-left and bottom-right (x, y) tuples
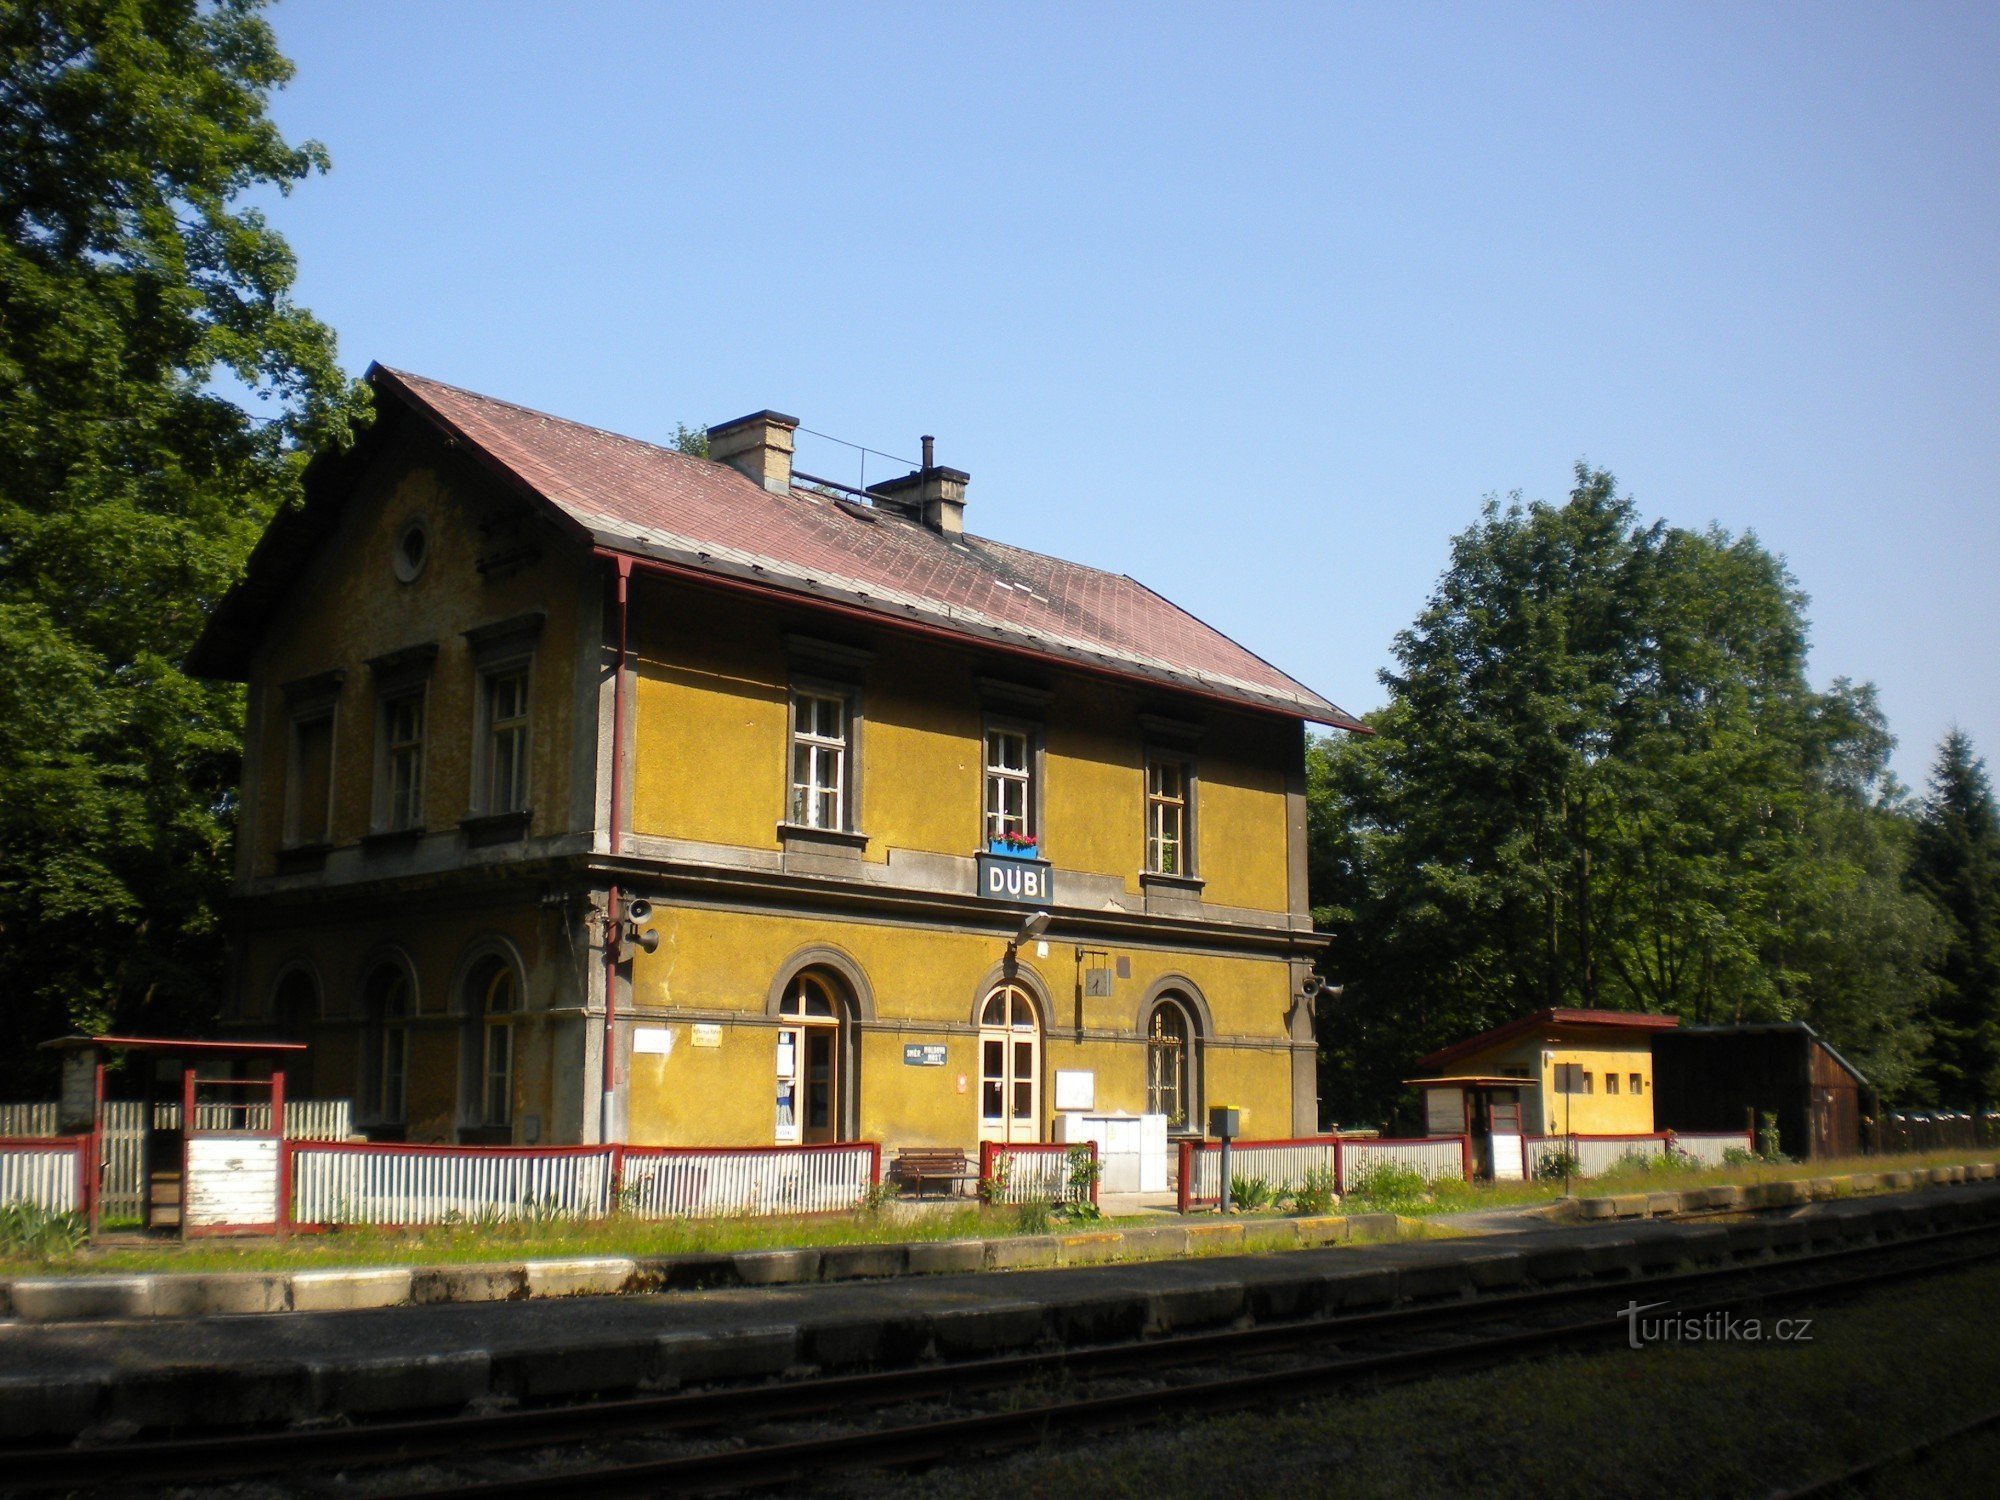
(1605, 1073), (1621, 1096)
(1630, 1072), (1644, 1095)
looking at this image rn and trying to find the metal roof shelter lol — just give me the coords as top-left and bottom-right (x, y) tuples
(41, 1035), (306, 1236)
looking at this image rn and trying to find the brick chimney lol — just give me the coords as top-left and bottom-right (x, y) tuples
(707, 410), (799, 494)
(870, 435), (969, 536)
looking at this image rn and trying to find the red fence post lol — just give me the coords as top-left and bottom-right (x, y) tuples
(1176, 1139), (1192, 1214)
(1459, 1134), (1472, 1182)
(979, 1140), (995, 1200)
(867, 1141), (882, 1188)
(1333, 1136), (1345, 1196)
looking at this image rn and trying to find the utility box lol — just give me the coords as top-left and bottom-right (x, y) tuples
(1054, 1110), (1168, 1193)
(1208, 1105), (1241, 1140)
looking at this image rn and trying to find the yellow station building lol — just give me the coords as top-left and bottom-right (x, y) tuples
(188, 367), (1361, 1148)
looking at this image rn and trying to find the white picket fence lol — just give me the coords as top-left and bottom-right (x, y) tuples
(292, 1145), (615, 1227)
(0, 1139), (85, 1214)
(1177, 1135), (1469, 1209)
(620, 1145), (880, 1218)
(0, 1099), (353, 1221)
(1340, 1135), (1469, 1188)
(979, 1144), (1096, 1205)
(1669, 1131), (1756, 1166)
(1184, 1139), (1341, 1209)
(1520, 1131), (1753, 1178)
(290, 1142), (881, 1228)
(0, 1104), (57, 1137)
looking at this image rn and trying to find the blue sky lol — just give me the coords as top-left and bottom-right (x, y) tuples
(259, 2), (1998, 791)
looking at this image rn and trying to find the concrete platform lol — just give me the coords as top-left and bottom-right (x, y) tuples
(0, 1180), (1995, 1441)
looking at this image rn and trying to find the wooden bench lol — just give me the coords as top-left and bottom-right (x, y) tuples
(892, 1147), (980, 1199)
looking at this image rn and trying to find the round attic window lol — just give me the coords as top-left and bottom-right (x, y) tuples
(393, 519), (430, 582)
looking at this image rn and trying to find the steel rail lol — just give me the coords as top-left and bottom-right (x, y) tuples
(388, 1232), (2000, 1500)
(9, 1217), (1999, 1494)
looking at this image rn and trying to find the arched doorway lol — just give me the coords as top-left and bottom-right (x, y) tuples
(978, 983), (1042, 1143)
(1146, 996), (1200, 1131)
(775, 971), (849, 1144)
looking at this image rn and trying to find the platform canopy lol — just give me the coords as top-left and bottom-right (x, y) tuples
(38, 1034), (308, 1057)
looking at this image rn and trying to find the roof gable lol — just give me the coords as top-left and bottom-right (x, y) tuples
(1412, 1008), (1682, 1073)
(192, 365), (1357, 727)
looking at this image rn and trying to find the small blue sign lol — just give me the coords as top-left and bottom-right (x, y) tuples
(904, 1044), (948, 1067)
(975, 852), (1054, 905)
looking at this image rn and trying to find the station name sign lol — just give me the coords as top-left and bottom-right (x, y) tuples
(975, 852), (1054, 906)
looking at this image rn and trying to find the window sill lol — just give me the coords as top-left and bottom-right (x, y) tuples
(361, 826), (425, 851)
(777, 822), (869, 854)
(1140, 870), (1204, 893)
(462, 809), (532, 847)
(274, 842), (331, 873)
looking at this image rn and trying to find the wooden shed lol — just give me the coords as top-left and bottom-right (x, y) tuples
(1650, 1023), (1871, 1161)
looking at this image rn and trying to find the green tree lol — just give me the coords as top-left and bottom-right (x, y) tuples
(1908, 732), (2000, 1107)
(0, 0), (364, 1088)
(1310, 465), (1939, 1123)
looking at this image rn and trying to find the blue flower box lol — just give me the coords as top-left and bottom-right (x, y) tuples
(986, 839), (1040, 859)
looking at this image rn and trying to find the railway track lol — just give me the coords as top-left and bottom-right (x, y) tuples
(13, 1217), (2000, 1498)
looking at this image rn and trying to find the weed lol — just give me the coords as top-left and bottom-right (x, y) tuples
(1012, 1199), (1053, 1235)
(1284, 1165), (1339, 1216)
(1345, 1161), (1430, 1210)
(1229, 1174), (1274, 1211)
(0, 1202), (85, 1260)
(1533, 1147), (1582, 1181)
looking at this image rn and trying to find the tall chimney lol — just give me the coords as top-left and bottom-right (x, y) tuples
(706, 409), (799, 494)
(870, 435), (968, 536)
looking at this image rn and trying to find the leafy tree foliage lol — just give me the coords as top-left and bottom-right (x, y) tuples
(1908, 732), (2000, 1107)
(1311, 465), (1941, 1126)
(0, 0), (364, 1088)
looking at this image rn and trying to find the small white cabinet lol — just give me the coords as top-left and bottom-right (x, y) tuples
(1054, 1110), (1169, 1193)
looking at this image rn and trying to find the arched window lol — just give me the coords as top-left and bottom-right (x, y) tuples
(477, 962), (517, 1129)
(1147, 997), (1199, 1130)
(361, 962), (413, 1124)
(979, 983), (1042, 1144)
(272, 968), (319, 1043)
(775, 971), (849, 1144)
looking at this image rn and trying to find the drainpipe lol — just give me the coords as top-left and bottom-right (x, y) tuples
(601, 555), (632, 1144)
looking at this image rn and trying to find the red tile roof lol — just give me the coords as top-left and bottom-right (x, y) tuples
(368, 366), (1357, 726)
(1411, 1008), (1682, 1073)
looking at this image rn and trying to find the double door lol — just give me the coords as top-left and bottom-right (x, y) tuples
(978, 984), (1041, 1144)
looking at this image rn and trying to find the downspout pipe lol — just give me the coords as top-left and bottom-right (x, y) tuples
(601, 555), (632, 1144)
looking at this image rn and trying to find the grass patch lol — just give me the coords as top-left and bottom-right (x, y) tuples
(1345, 1146), (1998, 1217)
(856, 1251), (2000, 1498)
(0, 1204), (1160, 1278)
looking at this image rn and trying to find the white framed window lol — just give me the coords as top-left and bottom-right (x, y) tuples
(482, 668), (530, 814)
(790, 691), (848, 829)
(362, 962), (413, 1123)
(381, 690), (426, 830)
(984, 726), (1035, 847)
(1145, 757), (1191, 875)
(1146, 998), (1197, 1130)
(481, 964), (516, 1127)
